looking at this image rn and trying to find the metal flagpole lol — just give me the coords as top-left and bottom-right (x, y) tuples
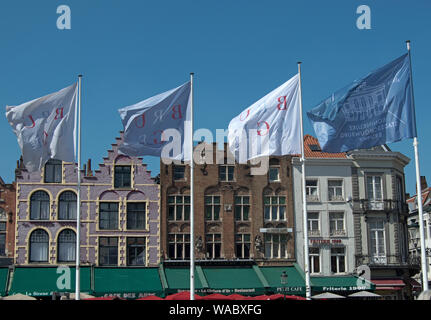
(297, 62), (312, 300)
(75, 75), (82, 300)
(190, 72), (195, 300)
(406, 40), (429, 292)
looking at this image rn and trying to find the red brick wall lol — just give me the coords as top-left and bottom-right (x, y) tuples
(0, 182), (16, 259)
(160, 143), (296, 266)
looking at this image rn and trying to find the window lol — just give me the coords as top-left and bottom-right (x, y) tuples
(99, 237), (118, 266)
(367, 175), (383, 201)
(114, 165), (131, 188)
(331, 247), (346, 273)
(307, 212), (320, 235)
(219, 165), (234, 182)
(235, 234), (250, 259)
(127, 202), (146, 230)
(0, 209), (6, 256)
(44, 159), (62, 183)
(329, 212), (345, 236)
(264, 234), (288, 259)
(29, 229), (49, 263)
(99, 202), (118, 230)
(127, 237), (146, 266)
(206, 234), (221, 259)
(173, 165), (185, 180)
(369, 219), (386, 264)
(168, 195), (190, 221)
(58, 191), (77, 220)
(0, 234), (5, 257)
(306, 180), (319, 201)
(234, 196), (250, 221)
(58, 229), (76, 262)
(328, 180), (343, 201)
(309, 247), (320, 274)
(30, 191), (50, 220)
(205, 196), (221, 221)
(269, 167), (280, 182)
(168, 234), (190, 260)
(264, 196), (286, 221)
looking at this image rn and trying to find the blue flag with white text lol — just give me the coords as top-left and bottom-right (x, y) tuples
(118, 81), (191, 160)
(306, 54), (417, 152)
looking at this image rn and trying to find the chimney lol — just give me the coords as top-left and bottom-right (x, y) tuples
(421, 176), (427, 190)
(87, 159), (93, 176)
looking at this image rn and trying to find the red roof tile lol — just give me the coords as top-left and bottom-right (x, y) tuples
(302, 135), (347, 159)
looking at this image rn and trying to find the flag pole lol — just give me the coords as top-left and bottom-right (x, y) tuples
(190, 72), (195, 300)
(75, 75), (82, 300)
(406, 40), (429, 292)
(298, 62), (311, 299)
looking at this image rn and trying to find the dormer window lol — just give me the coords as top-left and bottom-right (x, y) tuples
(114, 165), (131, 188)
(44, 159), (62, 183)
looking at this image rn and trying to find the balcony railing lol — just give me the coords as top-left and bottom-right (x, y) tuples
(308, 230), (321, 236)
(330, 230), (347, 237)
(355, 254), (421, 268)
(358, 199), (409, 213)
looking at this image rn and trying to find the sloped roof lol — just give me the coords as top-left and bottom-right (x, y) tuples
(303, 135), (347, 159)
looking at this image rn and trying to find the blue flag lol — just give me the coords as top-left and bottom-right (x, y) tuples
(307, 54), (417, 152)
(118, 81), (191, 160)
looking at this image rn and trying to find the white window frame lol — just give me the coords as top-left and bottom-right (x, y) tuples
(307, 212), (320, 236)
(329, 212), (345, 236)
(309, 247), (321, 274)
(219, 165), (235, 182)
(268, 166), (280, 182)
(264, 233), (288, 259)
(369, 219), (387, 264)
(306, 179), (319, 201)
(264, 196), (287, 222)
(328, 179), (344, 201)
(366, 175), (384, 210)
(331, 247), (346, 274)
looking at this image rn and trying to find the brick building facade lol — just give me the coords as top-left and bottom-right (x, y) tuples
(14, 132), (160, 267)
(0, 177), (15, 265)
(160, 143), (296, 266)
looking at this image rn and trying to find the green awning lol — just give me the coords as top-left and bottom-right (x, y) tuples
(9, 267), (91, 297)
(93, 267), (163, 299)
(259, 264), (306, 295)
(163, 267), (205, 294)
(311, 276), (375, 293)
(0, 268), (9, 296)
(200, 266), (266, 296)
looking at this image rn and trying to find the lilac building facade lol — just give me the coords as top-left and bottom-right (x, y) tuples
(14, 133), (160, 267)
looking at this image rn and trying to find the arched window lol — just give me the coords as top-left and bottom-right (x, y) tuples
(58, 191), (77, 220)
(30, 191), (50, 220)
(29, 229), (49, 262)
(58, 229), (76, 262)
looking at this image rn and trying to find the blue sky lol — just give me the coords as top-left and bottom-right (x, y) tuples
(0, 0), (430, 196)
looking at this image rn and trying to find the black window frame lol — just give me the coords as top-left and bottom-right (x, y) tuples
(127, 237), (147, 266)
(58, 191), (77, 220)
(114, 165), (131, 189)
(30, 190), (50, 220)
(99, 202), (119, 230)
(127, 202), (146, 230)
(44, 159), (62, 183)
(99, 237), (118, 266)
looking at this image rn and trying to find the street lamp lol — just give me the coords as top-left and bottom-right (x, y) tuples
(280, 271), (288, 300)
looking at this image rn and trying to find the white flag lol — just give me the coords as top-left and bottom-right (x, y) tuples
(118, 81), (191, 161)
(228, 74), (302, 161)
(6, 83), (78, 172)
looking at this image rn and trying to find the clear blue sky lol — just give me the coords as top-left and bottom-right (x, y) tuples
(0, 0), (430, 196)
